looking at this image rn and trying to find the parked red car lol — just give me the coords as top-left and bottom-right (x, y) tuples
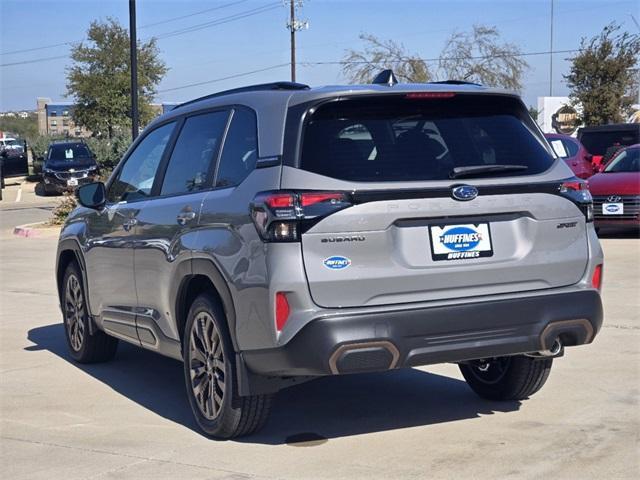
(545, 133), (594, 179)
(588, 144), (640, 230)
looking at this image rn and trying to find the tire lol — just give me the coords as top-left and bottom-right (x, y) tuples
(183, 293), (272, 439)
(62, 262), (118, 363)
(459, 355), (553, 401)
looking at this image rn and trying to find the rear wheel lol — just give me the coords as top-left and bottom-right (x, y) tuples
(459, 355), (552, 401)
(183, 293), (272, 439)
(62, 262), (118, 363)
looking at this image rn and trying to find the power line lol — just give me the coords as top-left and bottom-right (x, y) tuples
(300, 48), (582, 66)
(154, 2), (281, 40)
(0, 41), (77, 56)
(157, 63), (290, 93)
(139, 0), (249, 29)
(0, 54), (70, 67)
(0, 0), (260, 56)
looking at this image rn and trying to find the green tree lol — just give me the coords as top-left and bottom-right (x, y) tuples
(66, 18), (167, 138)
(341, 25), (527, 90)
(528, 106), (539, 122)
(565, 23), (640, 126)
(0, 113), (38, 142)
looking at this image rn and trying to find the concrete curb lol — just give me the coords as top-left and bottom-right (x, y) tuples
(12, 222), (60, 238)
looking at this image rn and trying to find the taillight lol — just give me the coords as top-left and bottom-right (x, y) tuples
(250, 190), (351, 242)
(275, 292), (290, 331)
(592, 264), (603, 290)
(559, 179), (593, 222)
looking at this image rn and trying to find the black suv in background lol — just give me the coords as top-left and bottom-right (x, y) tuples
(41, 141), (99, 194)
(578, 123), (640, 169)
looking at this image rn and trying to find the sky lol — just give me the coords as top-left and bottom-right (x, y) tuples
(1, 0), (638, 111)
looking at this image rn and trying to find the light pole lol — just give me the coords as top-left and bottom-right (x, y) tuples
(549, 0), (554, 96)
(129, 0), (139, 140)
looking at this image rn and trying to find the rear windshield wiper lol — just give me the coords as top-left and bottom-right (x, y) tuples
(449, 164), (528, 179)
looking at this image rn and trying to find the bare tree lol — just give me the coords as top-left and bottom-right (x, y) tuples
(342, 34), (432, 83)
(438, 25), (528, 91)
(341, 26), (527, 90)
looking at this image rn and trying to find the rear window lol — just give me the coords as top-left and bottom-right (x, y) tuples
(579, 129), (639, 156)
(48, 144), (92, 161)
(300, 95), (553, 182)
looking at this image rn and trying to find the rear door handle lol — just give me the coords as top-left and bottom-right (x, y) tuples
(176, 211), (196, 225)
(123, 218), (137, 231)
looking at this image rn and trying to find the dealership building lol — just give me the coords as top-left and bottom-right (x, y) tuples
(36, 97), (178, 137)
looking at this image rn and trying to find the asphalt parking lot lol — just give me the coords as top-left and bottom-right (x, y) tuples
(1, 191), (639, 479)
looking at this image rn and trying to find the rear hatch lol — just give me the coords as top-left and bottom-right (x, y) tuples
(287, 93), (589, 308)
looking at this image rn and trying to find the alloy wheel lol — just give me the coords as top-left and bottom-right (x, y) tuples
(467, 357), (511, 385)
(64, 274), (85, 351)
(189, 312), (226, 420)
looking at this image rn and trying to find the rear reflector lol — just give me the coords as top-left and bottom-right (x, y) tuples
(406, 92), (456, 99)
(275, 292), (290, 331)
(591, 264), (603, 290)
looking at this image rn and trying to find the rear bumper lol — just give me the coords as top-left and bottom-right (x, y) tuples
(242, 289), (603, 377)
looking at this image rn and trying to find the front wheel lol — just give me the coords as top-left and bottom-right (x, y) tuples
(183, 293), (272, 439)
(459, 355), (553, 401)
(62, 262), (118, 363)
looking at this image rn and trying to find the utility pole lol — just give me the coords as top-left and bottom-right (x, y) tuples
(129, 0), (139, 140)
(549, 0), (554, 97)
(286, 0), (308, 83)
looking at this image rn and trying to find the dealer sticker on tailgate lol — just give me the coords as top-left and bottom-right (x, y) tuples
(430, 223), (493, 261)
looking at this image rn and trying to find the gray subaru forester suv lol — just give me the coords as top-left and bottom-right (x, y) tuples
(56, 73), (604, 438)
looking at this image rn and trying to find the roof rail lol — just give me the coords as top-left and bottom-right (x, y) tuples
(429, 80), (483, 87)
(175, 81), (310, 110)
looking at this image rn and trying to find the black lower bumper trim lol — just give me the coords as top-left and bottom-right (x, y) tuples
(242, 289), (603, 377)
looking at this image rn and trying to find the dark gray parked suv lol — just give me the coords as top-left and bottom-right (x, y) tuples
(56, 74), (604, 438)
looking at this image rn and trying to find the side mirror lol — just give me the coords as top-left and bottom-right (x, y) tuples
(598, 164), (606, 173)
(77, 182), (106, 210)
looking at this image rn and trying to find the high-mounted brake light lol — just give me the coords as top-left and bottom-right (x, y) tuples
(405, 92), (456, 99)
(250, 190), (352, 242)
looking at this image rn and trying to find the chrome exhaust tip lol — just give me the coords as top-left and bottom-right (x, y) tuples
(526, 338), (563, 358)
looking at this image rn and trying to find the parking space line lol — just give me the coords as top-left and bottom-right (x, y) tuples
(14, 183), (23, 203)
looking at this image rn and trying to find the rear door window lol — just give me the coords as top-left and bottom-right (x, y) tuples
(215, 108), (259, 188)
(160, 111), (229, 196)
(300, 95), (554, 182)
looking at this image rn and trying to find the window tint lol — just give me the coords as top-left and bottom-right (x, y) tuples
(160, 111), (228, 196)
(215, 109), (258, 188)
(300, 95), (554, 182)
(108, 122), (175, 203)
(47, 143), (92, 162)
(605, 148), (640, 173)
(580, 130), (639, 155)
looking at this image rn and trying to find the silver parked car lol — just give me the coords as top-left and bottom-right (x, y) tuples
(56, 72), (604, 438)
